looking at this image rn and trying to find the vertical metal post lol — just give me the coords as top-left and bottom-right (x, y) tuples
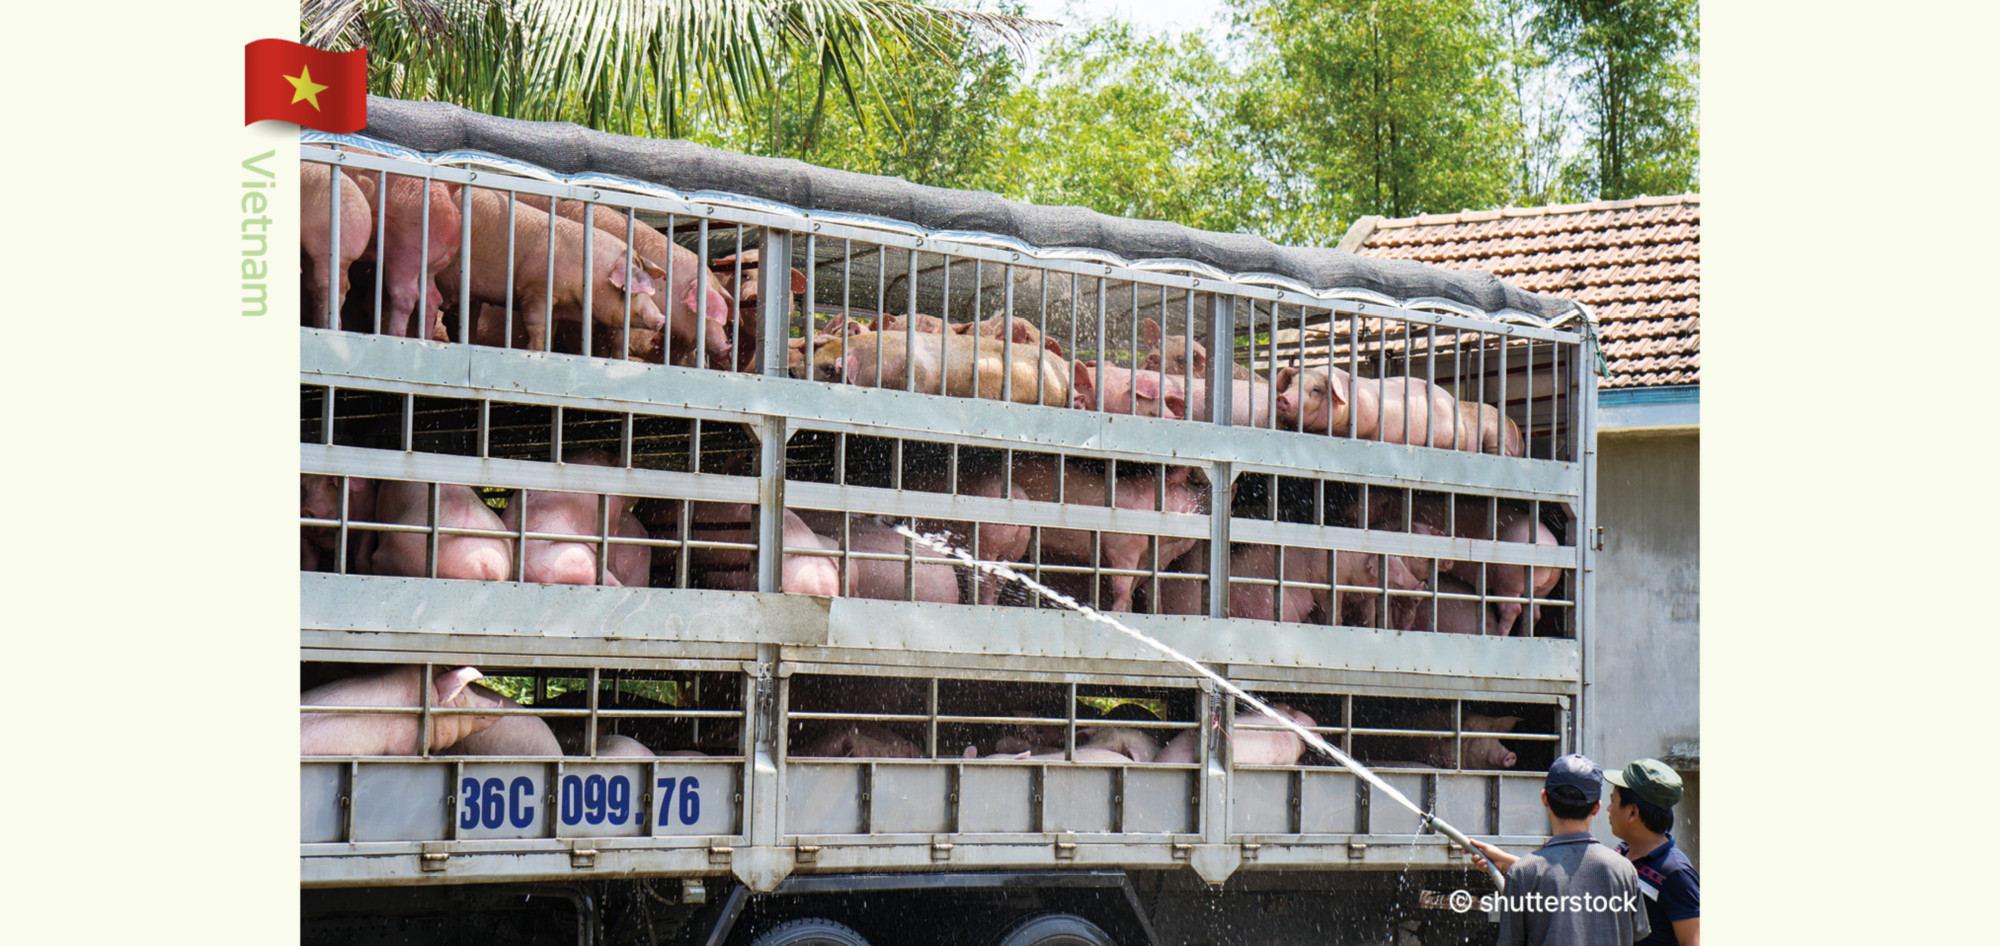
(1205, 293), (1235, 428)
(755, 415), (787, 594)
(1207, 461), (1232, 620)
(1574, 320), (1599, 753)
(759, 229), (793, 377)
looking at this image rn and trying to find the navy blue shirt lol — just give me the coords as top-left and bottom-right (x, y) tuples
(1619, 834), (1699, 945)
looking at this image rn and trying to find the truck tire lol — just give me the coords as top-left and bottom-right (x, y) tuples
(745, 917), (873, 946)
(988, 913), (1117, 946)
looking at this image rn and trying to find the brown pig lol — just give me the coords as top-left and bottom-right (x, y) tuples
(1454, 400), (1527, 457)
(803, 331), (1072, 408)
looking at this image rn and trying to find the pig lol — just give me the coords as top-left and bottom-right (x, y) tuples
(1076, 726), (1160, 763)
(348, 169), (462, 341)
(1152, 541), (1212, 616)
(517, 195), (735, 367)
(874, 312), (951, 335)
(687, 502), (842, 596)
(1012, 457), (1204, 613)
(710, 249), (806, 371)
(1226, 544), (1329, 625)
(298, 162), (373, 328)
(840, 514), (966, 603)
(787, 316), (870, 374)
(1154, 705), (1316, 766)
(301, 665), (503, 755)
(1409, 573), (1502, 635)
(594, 734), (657, 758)
(903, 465), (1033, 604)
(301, 474), (378, 574)
(804, 331), (1072, 408)
(1016, 747), (1141, 763)
(499, 450), (650, 588)
(369, 481), (513, 581)
(1223, 544), (1421, 627)
(1184, 374), (1277, 428)
(1410, 495), (1563, 636)
(1272, 367), (1461, 448)
(1070, 361), (1187, 419)
(444, 684), (564, 756)
(800, 724), (922, 759)
(1454, 399), (1527, 457)
(1139, 317), (1255, 382)
(1410, 711), (1521, 769)
(444, 188), (668, 357)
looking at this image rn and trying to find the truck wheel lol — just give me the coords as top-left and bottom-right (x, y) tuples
(745, 917), (872, 946)
(988, 913), (1116, 946)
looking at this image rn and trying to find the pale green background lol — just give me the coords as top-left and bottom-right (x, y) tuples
(6, 4), (1987, 943)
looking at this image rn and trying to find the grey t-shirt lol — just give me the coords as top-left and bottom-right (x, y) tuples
(1495, 832), (1652, 946)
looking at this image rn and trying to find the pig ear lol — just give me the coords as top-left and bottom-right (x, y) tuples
(1133, 371), (1161, 400)
(789, 268), (808, 293)
(637, 254), (669, 280)
(710, 253), (740, 269)
(1143, 318), (1161, 346)
(1276, 366), (1299, 390)
(844, 352), (859, 380)
(434, 667), (483, 705)
(1044, 337), (1067, 359)
(1072, 362), (1098, 397)
(1498, 716), (1523, 731)
(1164, 393), (1186, 419)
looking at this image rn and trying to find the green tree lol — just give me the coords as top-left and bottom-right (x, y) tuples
(683, 12), (1025, 187)
(1533, 0), (1698, 199)
(1237, 0), (1519, 226)
(300, 0), (1049, 139)
(977, 19), (1282, 238)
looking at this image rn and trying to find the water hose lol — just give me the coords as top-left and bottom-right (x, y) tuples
(1423, 812), (1506, 891)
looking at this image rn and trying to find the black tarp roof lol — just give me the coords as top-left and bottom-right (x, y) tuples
(357, 95), (1583, 324)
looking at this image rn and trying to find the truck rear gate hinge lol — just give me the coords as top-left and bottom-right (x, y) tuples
(419, 842), (450, 872)
(570, 843), (598, 869)
(795, 844), (819, 864)
(708, 844), (733, 866)
(931, 836), (955, 861)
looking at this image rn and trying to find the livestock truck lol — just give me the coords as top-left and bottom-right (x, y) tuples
(299, 97), (1601, 946)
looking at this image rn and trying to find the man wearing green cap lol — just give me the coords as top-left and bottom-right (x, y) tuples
(1606, 759), (1700, 946)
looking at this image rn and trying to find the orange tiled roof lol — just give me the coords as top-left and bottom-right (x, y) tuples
(1350, 195), (1700, 389)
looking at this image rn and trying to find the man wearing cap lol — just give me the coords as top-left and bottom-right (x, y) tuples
(1468, 754), (1650, 945)
(1606, 759), (1700, 945)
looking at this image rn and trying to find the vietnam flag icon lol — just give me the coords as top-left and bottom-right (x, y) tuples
(244, 39), (367, 133)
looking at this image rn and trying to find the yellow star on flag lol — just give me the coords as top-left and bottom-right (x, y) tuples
(286, 65), (329, 111)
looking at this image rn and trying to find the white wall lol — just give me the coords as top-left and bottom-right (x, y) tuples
(1586, 428), (1700, 866)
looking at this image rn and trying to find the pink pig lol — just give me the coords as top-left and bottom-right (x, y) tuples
(349, 170), (462, 341)
(369, 481), (513, 581)
(299, 162), (372, 328)
(300, 665), (503, 755)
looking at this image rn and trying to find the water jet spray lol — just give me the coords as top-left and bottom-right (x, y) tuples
(895, 526), (1506, 891)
